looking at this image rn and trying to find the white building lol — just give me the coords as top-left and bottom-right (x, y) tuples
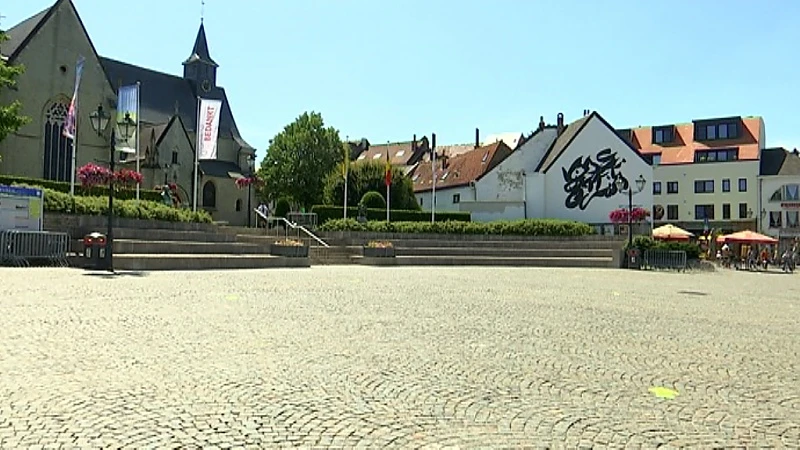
(758, 147), (800, 243)
(412, 112), (654, 229)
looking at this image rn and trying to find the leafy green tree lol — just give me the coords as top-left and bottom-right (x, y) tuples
(258, 112), (343, 208)
(360, 191), (386, 209)
(323, 160), (420, 210)
(0, 31), (31, 145)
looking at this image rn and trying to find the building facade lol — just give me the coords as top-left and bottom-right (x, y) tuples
(0, 0), (256, 226)
(412, 112), (654, 230)
(621, 116), (764, 233)
(758, 147), (800, 243)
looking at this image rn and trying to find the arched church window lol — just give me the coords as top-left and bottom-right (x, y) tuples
(202, 181), (216, 208)
(235, 199), (242, 211)
(43, 101), (72, 182)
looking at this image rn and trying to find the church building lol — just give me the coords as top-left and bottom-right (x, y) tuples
(0, 0), (256, 226)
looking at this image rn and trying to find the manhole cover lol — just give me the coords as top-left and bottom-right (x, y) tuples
(678, 290), (708, 296)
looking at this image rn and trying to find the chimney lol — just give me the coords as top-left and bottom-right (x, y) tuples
(475, 128), (480, 148)
(557, 113), (565, 136)
(538, 116), (545, 131)
(412, 134), (417, 152)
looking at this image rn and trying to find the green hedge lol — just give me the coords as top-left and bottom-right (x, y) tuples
(0, 175), (162, 202)
(319, 218), (594, 236)
(628, 236), (701, 260)
(43, 188), (212, 223)
(311, 205), (471, 224)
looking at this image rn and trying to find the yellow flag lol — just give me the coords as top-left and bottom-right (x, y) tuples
(342, 142), (350, 179)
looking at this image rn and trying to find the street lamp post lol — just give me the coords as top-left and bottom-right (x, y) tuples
(89, 104), (136, 272)
(615, 174), (647, 246)
(247, 154), (256, 228)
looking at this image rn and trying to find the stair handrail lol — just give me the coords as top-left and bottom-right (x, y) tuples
(254, 208), (329, 247)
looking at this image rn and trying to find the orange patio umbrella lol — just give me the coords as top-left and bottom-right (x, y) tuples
(717, 230), (778, 245)
(652, 224), (693, 241)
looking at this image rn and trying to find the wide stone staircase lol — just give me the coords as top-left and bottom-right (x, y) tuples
(101, 227), (309, 271)
(332, 235), (623, 268)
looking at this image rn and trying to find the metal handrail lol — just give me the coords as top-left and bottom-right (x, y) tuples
(254, 209), (329, 247)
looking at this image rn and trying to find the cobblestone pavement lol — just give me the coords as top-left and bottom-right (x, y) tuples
(0, 267), (798, 448)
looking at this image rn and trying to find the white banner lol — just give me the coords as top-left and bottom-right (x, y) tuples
(197, 98), (223, 160)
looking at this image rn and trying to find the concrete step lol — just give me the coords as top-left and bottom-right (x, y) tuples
(114, 239), (269, 255)
(354, 255), (613, 268)
(217, 225), (270, 236)
(337, 238), (621, 249)
(114, 228), (237, 243)
(114, 254), (310, 271)
(394, 247), (614, 258)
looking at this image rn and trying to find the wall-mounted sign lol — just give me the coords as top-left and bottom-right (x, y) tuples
(562, 148), (627, 210)
(780, 202), (800, 210)
(0, 185), (44, 232)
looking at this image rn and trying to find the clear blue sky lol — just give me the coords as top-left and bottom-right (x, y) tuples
(4, 0), (800, 156)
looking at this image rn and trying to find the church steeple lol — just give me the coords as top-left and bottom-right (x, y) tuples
(182, 23), (218, 91)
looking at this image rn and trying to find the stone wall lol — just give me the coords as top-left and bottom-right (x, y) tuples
(318, 230), (626, 243)
(44, 213), (218, 239)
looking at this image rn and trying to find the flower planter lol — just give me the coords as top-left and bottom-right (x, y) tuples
(270, 244), (309, 258)
(362, 246), (396, 258)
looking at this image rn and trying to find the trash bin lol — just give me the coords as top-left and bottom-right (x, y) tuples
(83, 232), (107, 269)
(627, 248), (642, 269)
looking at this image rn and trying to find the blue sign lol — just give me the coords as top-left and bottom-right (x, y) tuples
(0, 184), (43, 198)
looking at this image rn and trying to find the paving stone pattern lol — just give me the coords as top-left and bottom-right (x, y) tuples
(0, 267), (798, 448)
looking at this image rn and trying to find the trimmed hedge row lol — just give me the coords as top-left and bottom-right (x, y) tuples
(319, 218), (594, 236)
(628, 236), (701, 260)
(0, 175), (162, 202)
(311, 205), (470, 224)
(43, 188), (212, 223)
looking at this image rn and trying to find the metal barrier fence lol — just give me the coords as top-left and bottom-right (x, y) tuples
(0, 230), (70, 267)
(286, 212), (318, 229)
(643, 249), (687, 271)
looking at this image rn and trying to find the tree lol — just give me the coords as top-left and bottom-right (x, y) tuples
(0, 31), (31, 145)
(323, 160), (420, 210)
(258, 112), (343, 208)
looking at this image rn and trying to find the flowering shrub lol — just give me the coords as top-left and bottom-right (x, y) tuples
(274, 238), (304, 246)
(114, 168), (143, 187)
(366, 240), (393, 248)
(78, 163), (113, 187)
(77, 163), (143, 188)
(609, 207), (650, 224)
(235, 176), (262, 189)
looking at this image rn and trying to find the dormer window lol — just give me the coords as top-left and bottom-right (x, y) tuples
(652, 126), (675, 144)
(694, 118), (740, 141)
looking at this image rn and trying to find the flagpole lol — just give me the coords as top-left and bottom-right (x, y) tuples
(193, 96), (200, 212)
(69, 129), (77, 197)
(431, 133), (437, 223)
(343, 136), (348, 220)
(386, 141), (390, 223)
(135, 81), (141, 200)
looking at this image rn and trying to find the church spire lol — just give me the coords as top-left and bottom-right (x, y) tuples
(183, 23), (217, 67)
(182, 22), (218, 91)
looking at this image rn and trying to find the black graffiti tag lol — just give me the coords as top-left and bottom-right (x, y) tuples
(562, 148), (628, 210)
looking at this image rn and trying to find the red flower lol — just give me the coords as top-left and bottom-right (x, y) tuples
(609, 207), (650, 224)
(235, 176), (262, 189)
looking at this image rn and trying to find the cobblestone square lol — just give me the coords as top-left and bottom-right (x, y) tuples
(0, 267), (798, 448)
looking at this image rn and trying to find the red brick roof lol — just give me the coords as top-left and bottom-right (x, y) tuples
(628, 117), (763, 165)
(412, 142), (512, 193)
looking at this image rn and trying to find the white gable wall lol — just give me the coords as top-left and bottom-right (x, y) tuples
(544, 115), (654, 224)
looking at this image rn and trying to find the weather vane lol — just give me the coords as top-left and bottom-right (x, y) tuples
(200, 0), (205, 23)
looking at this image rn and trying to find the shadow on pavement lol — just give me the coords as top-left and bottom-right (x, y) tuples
(82, 271), (149, 278)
